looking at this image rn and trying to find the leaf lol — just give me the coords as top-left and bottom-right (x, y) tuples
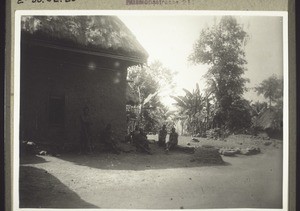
(195, 83), (200, 93)
(170, 96), (187, 109)
(143, 91), (159, 106)
(182, 88), (193, 99)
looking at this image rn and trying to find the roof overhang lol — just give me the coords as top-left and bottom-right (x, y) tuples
(25, 39), (147, 64)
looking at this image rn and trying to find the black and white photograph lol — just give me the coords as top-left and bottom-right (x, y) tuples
(15, 11), (288, 210)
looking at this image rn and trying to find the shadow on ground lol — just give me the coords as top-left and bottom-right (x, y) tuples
(55, 143), (228, 171)
(20, 154), (48, 165)
(19, 166), (98, 208)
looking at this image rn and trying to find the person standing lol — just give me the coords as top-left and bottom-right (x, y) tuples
(79, 106), (92, 154)
(131, 125), (140, 146)
(166, 127), (178, 152)
(158, 124), (167, 147)
(102, 123), (121, 154)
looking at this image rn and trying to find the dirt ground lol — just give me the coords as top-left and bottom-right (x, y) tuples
(19, 135), (283, 209)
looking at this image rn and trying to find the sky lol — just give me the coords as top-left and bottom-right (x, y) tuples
(118, 14), (284, 108)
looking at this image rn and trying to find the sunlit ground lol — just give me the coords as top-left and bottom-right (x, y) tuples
(20, 135), (283, 209)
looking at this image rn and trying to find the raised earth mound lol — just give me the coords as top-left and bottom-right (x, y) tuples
(191, 147), (224, 164)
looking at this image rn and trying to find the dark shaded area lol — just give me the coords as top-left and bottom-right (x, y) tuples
(265, 128), (283, 140)
(19, 166), (98, 208)
(48, 96), (65, 126)
(57, 143), (227, 171)
(20, 34), (133, 148)
(20, 154), (48, 165)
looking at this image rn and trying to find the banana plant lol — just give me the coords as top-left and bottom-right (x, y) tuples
(170, 83), (206, 135)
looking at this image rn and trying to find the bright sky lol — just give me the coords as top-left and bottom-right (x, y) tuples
(119, 14), (284, 107)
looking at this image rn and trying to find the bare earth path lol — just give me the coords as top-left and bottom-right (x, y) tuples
(19, 135), (283, 209)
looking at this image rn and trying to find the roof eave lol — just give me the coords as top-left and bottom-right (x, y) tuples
(26, 40), (148, 64)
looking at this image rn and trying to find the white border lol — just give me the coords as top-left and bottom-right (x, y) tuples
(13, 10), (289, 211)
(15, 10), (287, 16)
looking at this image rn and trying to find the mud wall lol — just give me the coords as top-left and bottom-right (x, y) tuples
(20, 44), (133, 147)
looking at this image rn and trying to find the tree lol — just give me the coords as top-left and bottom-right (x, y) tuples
(254, 75), (283, 135)
(255, 75), (283, 107)
(127, 62), (175, 132)
(226, 98), (252, 132)
(189, 16), (250, 132)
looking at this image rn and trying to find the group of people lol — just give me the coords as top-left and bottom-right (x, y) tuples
(128, 124), (179, 154)
(129, 126), (152, 154)
(79, 106), (178, 155)
(158, 125), (179, 152)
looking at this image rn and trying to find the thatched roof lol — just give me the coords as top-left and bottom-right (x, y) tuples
(21, 16), (148, 63)
(252, 108), (277, 130)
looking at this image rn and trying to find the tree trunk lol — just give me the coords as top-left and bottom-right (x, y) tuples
(206, 98), (210, 130)
(181, 120), (184, 135)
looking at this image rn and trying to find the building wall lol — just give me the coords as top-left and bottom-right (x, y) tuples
(20, 44), (133, 148)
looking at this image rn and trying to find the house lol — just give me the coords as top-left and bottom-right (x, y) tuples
(20, 16), (148, 148)
(252, 107), (283, 139)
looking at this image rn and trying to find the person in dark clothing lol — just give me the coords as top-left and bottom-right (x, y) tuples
(102, 124), (121, 154)
(166, 127), (178, 152)
(80, 106), (93, 154)
(158, 124), (167, 147)
(138, 128), (152, 153)
(131, 125), (140, 146)
(132, 126), (152, 154)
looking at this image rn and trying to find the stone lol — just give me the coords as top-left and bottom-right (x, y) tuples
(191, 138), (200, 142)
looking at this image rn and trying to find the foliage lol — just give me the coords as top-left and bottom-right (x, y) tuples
(189, 16), (251, 132)
(226, 98), (252, 132)
(142, 103), (175, 132)
(211, 97), (252, 132)
(251, 101), (268, 116)
(127, 65), (158, 103)
(127, 61), (175, 132)
(272, 98), (283, 129)
(255, 74), (283, 107)
(253, 75), (283, 134)
(127, 61), (175, 103)
(171, 84), (206, 135)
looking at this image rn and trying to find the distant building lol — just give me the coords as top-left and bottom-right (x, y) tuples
(20, 16), (148, 147)
(252, 107), (283, 139)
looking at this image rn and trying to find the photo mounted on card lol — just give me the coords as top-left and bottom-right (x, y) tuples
(12, 9), (289, 211)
